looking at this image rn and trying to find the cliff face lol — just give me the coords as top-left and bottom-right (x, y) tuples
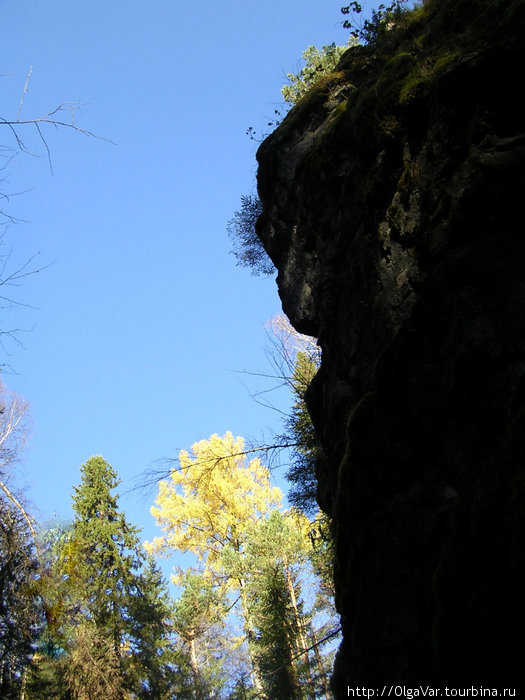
(256, 0), (525, 690)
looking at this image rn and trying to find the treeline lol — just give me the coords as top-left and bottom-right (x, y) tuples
(0, 325), (339, 699)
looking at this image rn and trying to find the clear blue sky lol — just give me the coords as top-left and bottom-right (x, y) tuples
(1, 1), (349, 563)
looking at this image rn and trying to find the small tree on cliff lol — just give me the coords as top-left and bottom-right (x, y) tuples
(341, 1), (409, 45)
(228, 42), (352, 279)
(227, 194), (275, 277)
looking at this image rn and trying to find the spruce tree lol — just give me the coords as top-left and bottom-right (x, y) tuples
(68, 456), (141, 648)
(285, 352), (321, 516)
(62, 456), (174, 697)
(252, 563), (301, 700)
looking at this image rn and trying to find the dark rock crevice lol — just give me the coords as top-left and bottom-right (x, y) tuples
(256, 0), (525, 691)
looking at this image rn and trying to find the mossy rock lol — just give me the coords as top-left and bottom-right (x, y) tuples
(399, 69), (431, 104)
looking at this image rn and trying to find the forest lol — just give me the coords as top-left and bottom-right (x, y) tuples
(0, 321), (339, 698)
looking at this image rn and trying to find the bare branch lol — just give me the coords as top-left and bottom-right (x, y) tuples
(0, 478), (37, 543)
(132, 438), (300, 498)
(1, 67), (115, 181)
(35, 121), (53, 173)
(265, 313), (321, 366)
(0, 380), (39, 553)
(17, 65), (33, 122)
(1, 110), (115, 146)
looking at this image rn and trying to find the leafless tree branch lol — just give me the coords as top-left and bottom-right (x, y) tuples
(0, 67), (108, 349)
(0, 380), (37, 546)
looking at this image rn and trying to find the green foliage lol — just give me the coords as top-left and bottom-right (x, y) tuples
(398, 49), (459, 104)
(172, 570), (225, 644)
(252, 565), (301, 699)
(38, 456), (177, 699)
(67, 456), (143, 634)
(231, 41), (352, 278)
(228, 511), (315, 698)
(66, 620), (127, 700)
(172, 569), (229, 698)
(285, 352), (321, 516)
(0, 382), (39, 696)
(281, 43), (349, 105)
(24, 522), (73, 699)
(227, 194), (274, 277)
(341, 1), (410, 45)
(0, 504), (39, 699)
(24, 646), (71, 700)
(126, 557), (177, 699)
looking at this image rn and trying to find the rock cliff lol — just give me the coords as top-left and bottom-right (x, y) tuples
(256, 0), (525, 691)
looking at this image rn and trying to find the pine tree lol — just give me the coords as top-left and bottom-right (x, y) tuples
(171, 569), (229, 698)
(252, 562), (301, 699)
(66, 457), (141, 651)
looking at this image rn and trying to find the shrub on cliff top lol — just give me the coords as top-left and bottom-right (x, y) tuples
(341, 0), (410, 45)
(281, 43), (350, 105)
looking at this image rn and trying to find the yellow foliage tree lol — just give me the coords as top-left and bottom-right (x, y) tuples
(147, 432), (282, 569)
(147, 432), (283, 691)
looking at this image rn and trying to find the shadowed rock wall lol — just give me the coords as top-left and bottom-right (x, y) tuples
(256, 0), (525, 691)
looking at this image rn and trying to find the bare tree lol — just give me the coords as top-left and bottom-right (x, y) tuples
(1, 66), (111, 355)
(136, 314), (321, 493)
(265, 313), (321, 372)
(0, 380), (38, 698)
(1, 65), (112, 173)
(0, 379), (35, 541)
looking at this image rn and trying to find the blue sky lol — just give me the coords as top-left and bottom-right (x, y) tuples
(1, 1), (349, 568)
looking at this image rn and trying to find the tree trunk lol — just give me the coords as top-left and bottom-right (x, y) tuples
(311, 626), (332, 699)
(283, 555), (316, 699)
(238, 576), (264, 692)
(188, 636), (203, 700)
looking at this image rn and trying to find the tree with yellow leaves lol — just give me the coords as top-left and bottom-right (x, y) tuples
(147, 432), (282, 567)
(147, 431), (282, 691)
